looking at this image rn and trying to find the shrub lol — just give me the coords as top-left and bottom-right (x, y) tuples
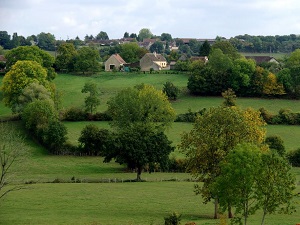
(259, 107), (274, 124)
(93, 111), (112, 121)
(175, 108), (206, 122)
(265, 135), (286, 157)
(63, 107), (87, 121)
(164, 212), (182, 225)
(287, 148), (300, 167)
(168, 156), (187, 172)
(163, 81), (180, 100)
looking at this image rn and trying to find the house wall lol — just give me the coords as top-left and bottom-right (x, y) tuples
(105, 56), (121, 71)
(140, 55), (167, 71)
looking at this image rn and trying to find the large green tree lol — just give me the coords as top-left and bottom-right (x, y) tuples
(1, 60), (53, 112)
(96, 31), (109, 40)
(107, 84), (176, 131)
(180, 106), (266, 219)
(211, 143), (262, 225)
(74, 47), (100, 74)
(5, 45), (56, 80)
(106, 84), (176, 180)
(138, 28), (153, 41)
(55, 42), (77, 72)
(37, 32), (56, 51)
(119, 42), (148, 63)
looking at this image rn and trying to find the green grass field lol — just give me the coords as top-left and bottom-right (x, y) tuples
(1, 72), (300, 224)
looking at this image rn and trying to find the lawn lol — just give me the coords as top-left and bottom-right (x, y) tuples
(1, 72), (300, 225)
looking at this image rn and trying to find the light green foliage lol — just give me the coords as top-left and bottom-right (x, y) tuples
(212, 143), (262, 225)
(55, 42), (77, 72)
(119, 42), (148, 63)
(212, 41), (242, 60)
(81, 82), (100, 114)
(107, 84), (176, 131)
(231, 58), (255, 92)
(138, 28), (153, 41)
(4, 45), (56, 80)
(180, 106), (266, 217)
(22, 99), (57, 133)
(256, 152), (296, 225)
(208, 48), (233, 72)
(74, 47), (100, 74)
(17, 82), (52, 112)
(1, 60), (52, 112)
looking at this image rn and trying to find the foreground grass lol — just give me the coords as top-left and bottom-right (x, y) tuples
(1, 181), (299, 225)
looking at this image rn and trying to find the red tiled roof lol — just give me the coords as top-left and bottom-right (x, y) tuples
(113, 54), (126, 64)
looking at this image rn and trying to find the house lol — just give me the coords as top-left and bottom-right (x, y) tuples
(245, 56), (279, 64)
(140, 52), (167, 71)
(105, 54), (126, 71)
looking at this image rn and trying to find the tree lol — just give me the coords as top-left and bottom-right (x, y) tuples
(163, 81), (180, 100)
(81, 82), (100, 114)
(119, 42), (148, 63)
(104, 125), (174, 181)
(199, 40), (211, 56)
(78, 125), (113, 155)
(106, 84), (176, 180)
(17, 82), (52, 113)
(1, 60), (53, 112)
(96, 31), (109, 40)
(222, 88), (237, 107)
(123, 32), (129, 38)
(0, 31), (11, 49)
(179, 106), (266, 219)
(160, 33), (172, 42)
(212, 41), (242, 60)
(211, 143), (262, 225)
(74, 47), (100, 74)
(22, 99), (58, 135)
(4, 45), (56, 80)
(107, 84), (176, 131)
(37, 32), (56, 51)
(265, 135), (285, 156)
(149, 41), (164, 53)
(0, 122), (27, 200)
(262, 72), (285, 96)
(255, 152), (295, 225)
(55, 42), (77, 72)
(138, 28), (153, 41)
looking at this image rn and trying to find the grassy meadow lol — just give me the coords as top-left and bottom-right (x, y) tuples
(1, 72), (300, 224)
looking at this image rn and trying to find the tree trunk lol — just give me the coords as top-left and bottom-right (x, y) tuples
(228, 204), (233, 218)
(261, 211), (267, 225)
(214, 197), (219, 219)
(136, 166), (142, 181)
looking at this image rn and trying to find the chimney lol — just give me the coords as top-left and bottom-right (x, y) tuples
(153, 51), (157, 57)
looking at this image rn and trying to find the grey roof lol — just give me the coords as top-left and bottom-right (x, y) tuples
(145, 53), (166, 62)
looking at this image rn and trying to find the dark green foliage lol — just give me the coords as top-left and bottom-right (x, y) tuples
(163, 81), (180, 100)
(287, 148), (300, 166)
(78, 125), (113, 156)
(164, 212), (181, 225)
(37, 32), (56, 51)
(175, 108), (206, 122)
(265, 135), (286, 157)
(259, 107), (275, 124)
(63, 107), (87, 121)
(149, 41), (164, 54)
(104, 126), (175, 181)
(74, 47), (100, 74)
(199, 40), (211, 56)
(42, 120), (68, 153)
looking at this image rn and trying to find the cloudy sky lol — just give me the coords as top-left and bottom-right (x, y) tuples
(1, 0), (300, 40)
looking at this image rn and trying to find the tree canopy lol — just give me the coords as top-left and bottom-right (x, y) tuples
(1, 60), (53, 112)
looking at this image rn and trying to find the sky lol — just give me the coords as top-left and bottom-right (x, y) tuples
(1, 0), (300, 40)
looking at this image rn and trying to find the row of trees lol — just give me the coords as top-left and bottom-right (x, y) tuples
(186, 41), (300, 99)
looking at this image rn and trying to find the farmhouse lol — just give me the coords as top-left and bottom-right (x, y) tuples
(105, 54), (126, 71)
(245, 56), (279, 64)
(140, 52), (167, 71)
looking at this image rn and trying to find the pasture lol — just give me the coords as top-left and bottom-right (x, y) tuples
(1, 72), (300, 224)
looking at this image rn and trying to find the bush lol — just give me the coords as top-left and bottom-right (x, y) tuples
(175, 108), (206, 122)
(168, 156), (187, 172)
(63, 107), (87, 121)
(164, 212), (182, 225)
(265, 135), (286, 157)
(259, 107), (274, 124)
(92, 111), (112, 121)
(287, 148), (300, 167)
